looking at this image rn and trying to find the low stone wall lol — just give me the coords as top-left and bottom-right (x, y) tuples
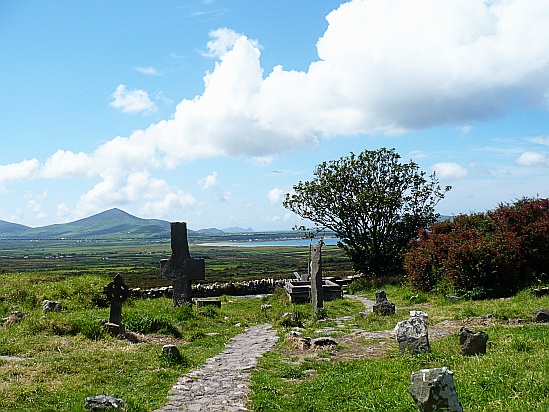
(132, 278), (287, 299)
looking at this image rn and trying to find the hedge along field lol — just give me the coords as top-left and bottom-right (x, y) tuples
(405, 197), (549, 299)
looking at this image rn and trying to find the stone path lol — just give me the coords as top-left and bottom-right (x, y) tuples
(345, 294), (375, 312)
(152, 323), (279, 412)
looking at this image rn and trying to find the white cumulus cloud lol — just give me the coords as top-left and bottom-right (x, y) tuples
(197, 171), (218, 189)
(3, 0), (549, 216)
(74, 170), (198, 219)
(267, 187), (284, 205)
(0, 159), (40, 183)
(432, 162), (468, 179)
(516, 151), (548, 166)
(110, 84), (158, 115)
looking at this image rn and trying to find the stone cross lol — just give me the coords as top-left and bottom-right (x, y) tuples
(161, 222), (205, 306)
(310, 241), (323, 313)
(103, 273), (130, 333)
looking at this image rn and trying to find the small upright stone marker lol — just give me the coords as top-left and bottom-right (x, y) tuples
(373, 290), (396, 316)
(395, 311), (430, 355)
(459, 327), (488, 356)
(161, 222), (205, 306)
(162, 344), (182, 362)
(409, 367), (463, 412)
(310, 241), (323, 314)
(103, 274), (130, 334)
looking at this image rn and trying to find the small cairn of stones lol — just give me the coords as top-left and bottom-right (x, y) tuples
(372, 290), (395, 316)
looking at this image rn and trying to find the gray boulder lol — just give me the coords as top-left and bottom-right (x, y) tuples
(162, 344), (182, 361)
(409, 367), (463, 412)
(534, 308), (549, 322)
(459, 327), (488, 356)
(42, 300), (62, 313)
(84, 395), (126, 411)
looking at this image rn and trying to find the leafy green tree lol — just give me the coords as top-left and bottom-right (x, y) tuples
(283, 148), (450, 277)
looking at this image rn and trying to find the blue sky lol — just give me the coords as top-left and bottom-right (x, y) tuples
(1, 0), (549, 231)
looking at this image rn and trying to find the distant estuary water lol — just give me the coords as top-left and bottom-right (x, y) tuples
(197, 237), (339, 247)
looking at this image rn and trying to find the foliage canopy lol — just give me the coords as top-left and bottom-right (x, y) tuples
(284, 148), (450, 277)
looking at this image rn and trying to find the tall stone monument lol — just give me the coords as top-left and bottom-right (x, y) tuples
(161, 222), (205, 306)
(310, 241), (323, 314)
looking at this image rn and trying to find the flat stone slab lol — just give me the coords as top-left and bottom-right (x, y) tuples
(152, 324), (278, 412)
(0, 355), (27, 362)
(195, 298), (222, 308)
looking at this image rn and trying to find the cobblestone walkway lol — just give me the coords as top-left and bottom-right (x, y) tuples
(152, 324), (279, 412)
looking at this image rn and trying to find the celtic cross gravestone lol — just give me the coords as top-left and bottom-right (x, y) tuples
(161, 222), (205, 306)
(103, 273), (130, 334)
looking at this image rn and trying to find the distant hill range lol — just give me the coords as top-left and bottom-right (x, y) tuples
(0, 208), (254, 240)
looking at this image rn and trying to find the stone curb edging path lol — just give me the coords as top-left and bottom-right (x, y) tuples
(152, 323), (279, 412)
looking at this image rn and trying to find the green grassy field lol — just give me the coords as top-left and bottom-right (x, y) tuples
(0, 240), (353, 286)
(1, 245), (549, 411)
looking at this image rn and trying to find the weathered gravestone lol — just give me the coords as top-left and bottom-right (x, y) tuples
(161, 222), (205, 306)
(103, 274), (130, 335)
(373, 290), (396, 316)
(409, 367), (463, 412)
(310, 241), (323, 314)
(459, 327), (488, 356)
(395, 311), (431, 355)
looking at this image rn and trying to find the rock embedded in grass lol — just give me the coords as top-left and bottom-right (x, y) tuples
(409, 367), (463, 412)
(42, 299), (62, 313)
(534, 308), (549, 322)
(459, 327), (488, 356)
(84, 395), (126, 411)
(162, 344), (183, 361)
